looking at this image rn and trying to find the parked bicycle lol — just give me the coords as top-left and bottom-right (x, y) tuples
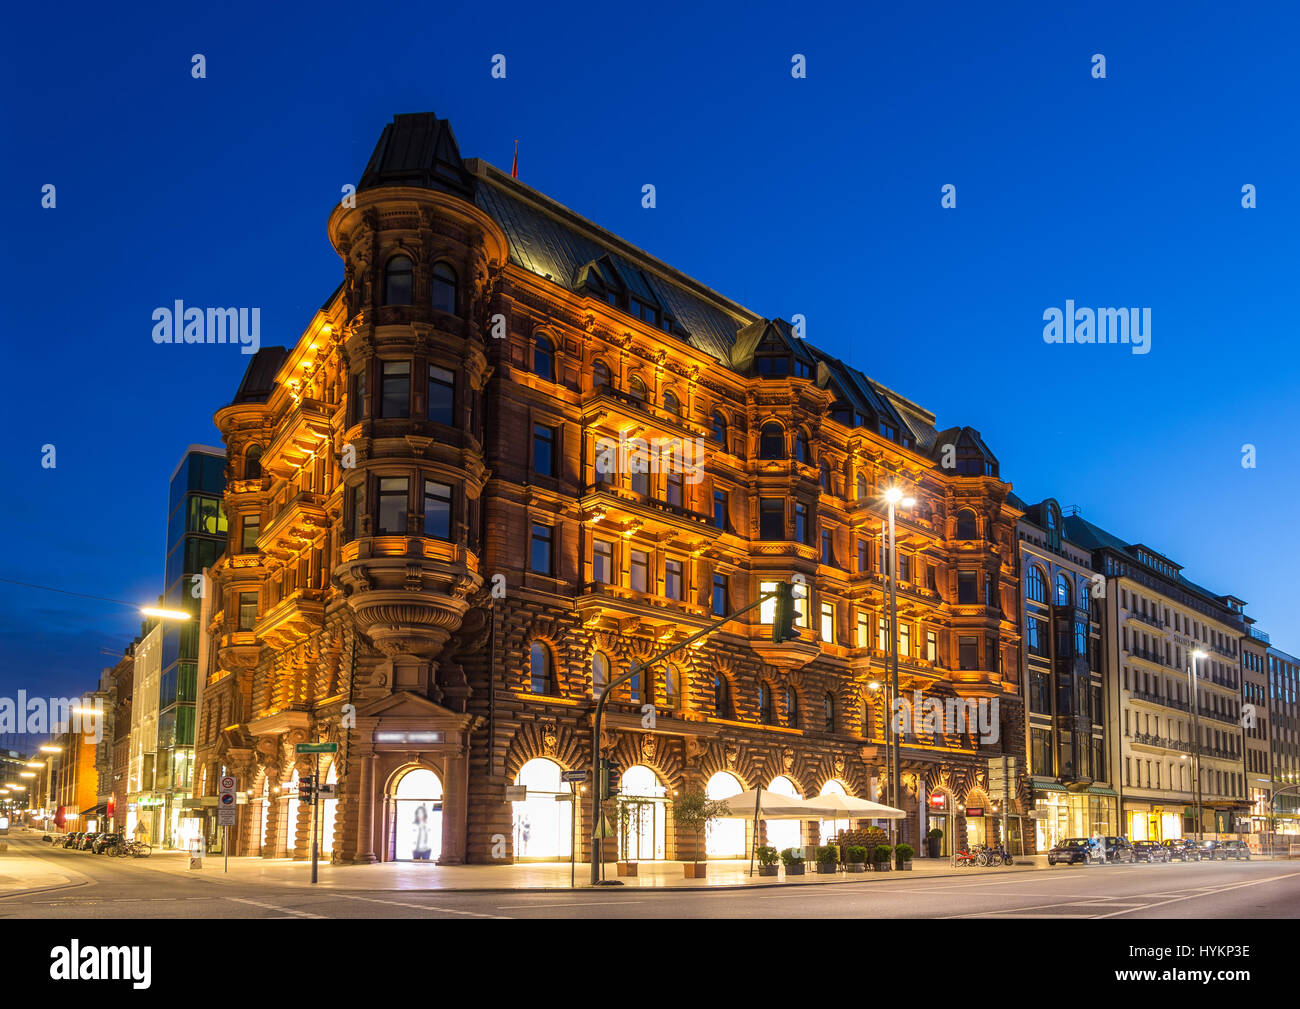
(107, 837), (152, 858)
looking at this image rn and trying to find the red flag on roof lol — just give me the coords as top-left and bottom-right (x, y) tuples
(511, 139), (518, 179)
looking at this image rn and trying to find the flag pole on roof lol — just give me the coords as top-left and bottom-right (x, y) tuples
(511, 139), (518, 179)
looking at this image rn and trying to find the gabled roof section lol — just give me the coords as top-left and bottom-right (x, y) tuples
(929, 426), (999, 476)
(358, 112), (475, 199)
(231, 346), (290, 405)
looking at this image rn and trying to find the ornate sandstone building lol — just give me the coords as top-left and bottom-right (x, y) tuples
(193, 112), (1026, 864)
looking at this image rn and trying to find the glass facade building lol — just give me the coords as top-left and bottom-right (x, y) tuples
(158, 447), (226, 846)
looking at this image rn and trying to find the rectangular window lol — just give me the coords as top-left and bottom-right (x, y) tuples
(665, 558), (683, 600)
(593, 539), (614, 584)
(877, 616), (888, 651)
(377, 477), (408, 534)
(423, 480), (451, 539)
(1031, 727), (1052, 776)
(857, 539), (868, 573)
(821, 530), (836, 566)
(760, 580), (777, 624)
(926, 630), (938, 663)
(898, 554), (911, 583)
(427, 365), (455, 424)
(350, 369), (367, 425)
(348, 483), (364, 540)
(794, 503), (808, 544)
(958, 572), (977, 605)
(713, 490), (728, 531)
(899, 622), (911, 657)
(820, 601), (835, 643)
(630, 550), (649, 593)
(712, 573), (729, 616)
(240, 515), (260, 553)
(380, 360), (410, 418)
(927, 564), (938, 593)
(857, 611), (870, 648)
(1029, 669), (1051, 713)
(237, 592), (258, 631)
(1027, 616), (1048, 657)
(666, 470), (683, 507)
(533, 423), (556, 477)
(759, 498), (784, 540)
(530, 523), (554, 576)
(958, 635), (979, 671)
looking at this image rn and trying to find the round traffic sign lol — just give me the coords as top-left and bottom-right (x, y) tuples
(219, 776), (236, 792)
(220, 793), (235, 805)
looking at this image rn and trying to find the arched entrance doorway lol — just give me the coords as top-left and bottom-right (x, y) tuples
(512, 758), (574, 860)
(964, 790), (991, 848)
(766, 775), (803, 851)
(818, 779), (849, 843)
(392, 767), (443, 862)
(618, 765), (667, 861)
(705, 771), (745, 857)
(926, 786), (953, 856)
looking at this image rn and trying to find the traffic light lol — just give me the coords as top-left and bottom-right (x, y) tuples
(771, 581), (798, 643)
(599, 759), (621, 801)
(299, 775), (315, 801)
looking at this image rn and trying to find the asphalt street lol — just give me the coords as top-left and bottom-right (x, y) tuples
(3, 836), (1298, 919)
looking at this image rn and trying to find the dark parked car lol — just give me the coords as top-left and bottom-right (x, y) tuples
(1195, 839), (1225, 860)
(78, 832), (101, 851)
(1132, 840), (1170, 863)
(92, 832), (122, 854)
(1101, 836), (1135, 863)
(1219, 840), (1251, 860)
(1047, 838), (1096, 865)
(60, 832), (82, 849)
(1162, 838), (1200, 861)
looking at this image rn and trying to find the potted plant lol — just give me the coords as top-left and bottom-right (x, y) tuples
(815, 844), (839, 873)
(756, 845), (780, 876)
(927, 828), (943, 858)
(616, 800), (644, 876)
(674, 787), (731, 878)
(845, 845), (868, 872)
(872, 843), (893, 871)
(780, 847), (805, 875)
(895, 842), (914, 870)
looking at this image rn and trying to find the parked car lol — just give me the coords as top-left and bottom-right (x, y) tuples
(1219, 840), (1251, 860)
(60, 832), (82, 849)
(92, 832), (122, 854)
(1195, 839), (1225, 860)
(1102, 836), (1135, 863)
(1161, 838), (1200, 861)
(1047, 838), (1096, 865)
(1132, 840), (1170, 863)
(78, 832), (101, 851)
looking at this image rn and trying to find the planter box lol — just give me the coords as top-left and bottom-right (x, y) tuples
(758, 864), (780, 876)
(927, 839), (941, 858)
(616, 861), (638, 877)
(683, 862), (708, 879)
(846, 862), (866, 873)
(785, 863), (806, 875)
(872, 862), (891, 871)
(815, 862), (838, 874)
(897, 860), (913, 870)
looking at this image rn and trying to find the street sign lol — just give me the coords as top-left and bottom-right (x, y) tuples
(504, 785), (527, 802)
(295, 742), (338, 754)
(216, 807), (237, 827)
(316, 784), (336, 797)
(966, 806), (985, 817)
(560, 770), (588, 784)
(219, 775), (237, 793)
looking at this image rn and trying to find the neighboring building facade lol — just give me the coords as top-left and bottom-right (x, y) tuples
(1067, 515), (1250, 840)
(1012, 497), (1117, 850)
(1241, 626), (1272, 837)
(127, 621), (163, 842)
(1267, 646), (1300, 835)
(109, 645), (136, 833)
(53, 726), (99, 833)
(156, 447), (226, 848)
(0, 749), (32, 827)
(193, 112), (1026, 866)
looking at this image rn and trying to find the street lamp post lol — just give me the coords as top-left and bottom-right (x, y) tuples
(38, 745), (62, 834)
(1188, 649), (1208, 838)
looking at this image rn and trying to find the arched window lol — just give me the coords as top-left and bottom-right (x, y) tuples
(714, 674), (733, 719)
(384, 255), (413, 306)
(244, 444), (262, 481)
(663, 665), (681, 709)
(431, 261), (458, 314)
(629, 375), (647, 402)
(392, 767), (443, 861)
(712, 411), (727, 445)
(795, 429), (811, 463)
(1055, 573), (1072, 607)
(592, 360), (611, 390)
(1026, 565), (1047, 604)
(663, 390), (680, 416)
(591, 651), (610, 693)
(856, 474), (868, 500)
(1080, 580), (1092, 613)
(823, 692), (835, 732)
(785, 688), (799, 728)
(533, 334), (555, 382)
(529, 641), (554, 695)
(705, 771), (745, 856)
(820, 461), (831, 492)
(956, 509), (978, 540)
(759, 683), (774, 725)
(512, 758), (572, 859)
(759, 422), (784, 459)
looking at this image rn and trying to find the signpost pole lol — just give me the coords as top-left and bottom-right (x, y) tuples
(224, 824), (229, 874)
(312, 752), (320, 886)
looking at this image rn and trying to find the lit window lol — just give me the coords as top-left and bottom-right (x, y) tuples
(820, 601), (835, 642)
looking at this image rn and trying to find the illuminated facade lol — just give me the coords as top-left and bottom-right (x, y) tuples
(1267, 647), (1300, 833)
(193, 112), (1025, 864)
(1241, 628), (1272, 836)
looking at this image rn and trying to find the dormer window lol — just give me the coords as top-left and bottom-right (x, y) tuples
(630, 297), (660, 326)
(794, 360), (813, 379)
(756, 354), (790, 376)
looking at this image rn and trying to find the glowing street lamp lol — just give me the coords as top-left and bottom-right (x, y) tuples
(141, 606), (191, 621)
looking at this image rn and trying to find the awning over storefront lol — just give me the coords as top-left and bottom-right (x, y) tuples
(1030, 778), (1069, 793)
(1086, 786), (1118, 796)
(79, 803), (106, 818)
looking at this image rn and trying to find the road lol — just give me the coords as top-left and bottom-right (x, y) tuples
(3, 836), (1298, 918)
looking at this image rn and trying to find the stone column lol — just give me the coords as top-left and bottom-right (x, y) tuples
(356, 753), (377, 863)
(439, 748), (469, 865)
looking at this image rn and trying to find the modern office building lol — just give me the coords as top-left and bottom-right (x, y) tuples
(192, 111), (1026, 865)
(1267, 646), (1300, 835)
(1241, 626), (1272, 837)
(1010, 497), (1116, 850)
(1066, 515), (1250, 840)
(156, 446), (226, 847)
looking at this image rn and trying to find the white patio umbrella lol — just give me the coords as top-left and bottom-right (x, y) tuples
(799, 793), (906, 819)
(710, 788), (816, 876)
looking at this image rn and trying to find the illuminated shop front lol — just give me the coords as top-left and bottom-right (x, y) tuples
(704, 772), (745, 857)
(1124, 804), (1184, 842)
(511, 758), (573, 860)
(617, 765), (667, 861)
(392, 767), (443, 862)
(1031, 780), (1118, 850)
(765, 775), (803, 851)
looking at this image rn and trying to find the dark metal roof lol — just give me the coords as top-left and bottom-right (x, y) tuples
(358, 113), (474, 199)
(231, 347), (289, 405)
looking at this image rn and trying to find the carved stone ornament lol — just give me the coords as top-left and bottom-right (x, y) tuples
(641, 734), (656, 761)
(542, 721), (558, 755)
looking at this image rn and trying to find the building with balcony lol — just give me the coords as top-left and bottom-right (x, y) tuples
(1241, 626), (1272, 836)
(193, 111), (1025, 866)
(1266, 646), (1300, 835)
(1011, 497), (1116, 850)
(1065, 515), (1250, 839)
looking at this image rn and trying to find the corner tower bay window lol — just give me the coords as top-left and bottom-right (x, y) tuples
(705, 771), (745, 857)
(431, 261), (458, 314)
(392, 767), (443, 862)
(511, 758), (573, 859)
(380, 360), (410, 418)
(423, 480), (451, 539)
(765, 775), (803, 851)
(427, 365), (455, 424)
(377, 477), (408, 534)
(383, 254), (413, 305)
(618, 765), (667, 861)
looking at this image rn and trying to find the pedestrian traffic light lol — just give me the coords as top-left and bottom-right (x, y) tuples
(771, 581), (798, 643)
(600, 759), (621, 801)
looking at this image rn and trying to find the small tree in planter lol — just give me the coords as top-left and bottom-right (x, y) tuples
(872, 844), (893, 871)
(895, 842), (914, 870)
(927, 828), (943, 858)
(756, 845), (780, 876)
(815, 844), (839, 873)
(780, 847), (806, 875)
(615, 800), (651, 876)
(845, 845), (868, 872)
(673, 787), (731, 878)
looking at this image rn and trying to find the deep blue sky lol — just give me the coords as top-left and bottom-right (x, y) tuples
(2, 0), (1298, 713)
